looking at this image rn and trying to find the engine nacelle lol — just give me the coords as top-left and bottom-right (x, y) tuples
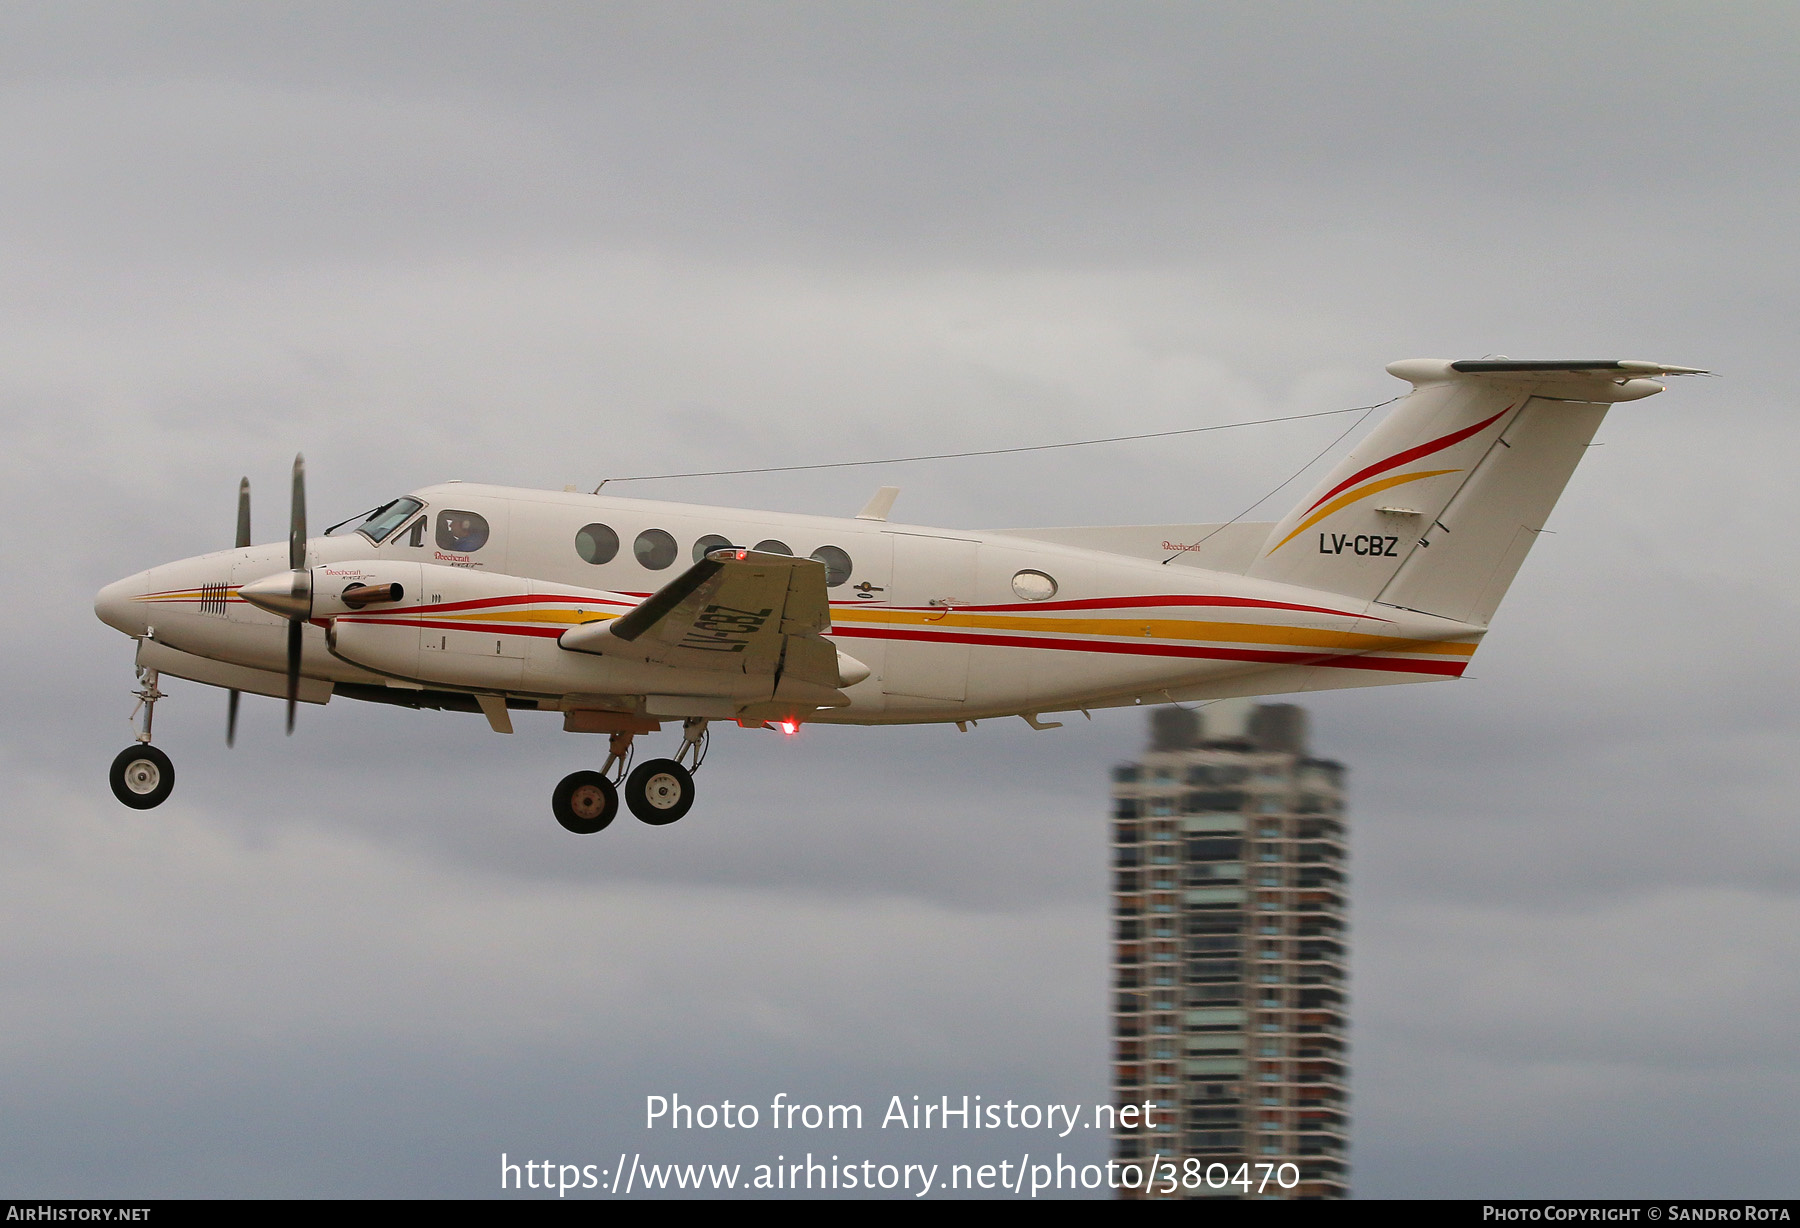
(310, 561), (425, 617)
(324, 561), (536, 689)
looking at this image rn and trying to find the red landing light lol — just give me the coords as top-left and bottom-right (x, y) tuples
(779, 720), (798, 736)
(735, 549), (748, 560)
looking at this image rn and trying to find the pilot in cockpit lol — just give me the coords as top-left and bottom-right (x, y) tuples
(441, 512), (487, 552)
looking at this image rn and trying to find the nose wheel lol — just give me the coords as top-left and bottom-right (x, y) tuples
(110, 744), (174, 810)
(111, 665), (175, 809)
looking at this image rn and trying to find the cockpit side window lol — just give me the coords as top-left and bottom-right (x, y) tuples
(436, 510), (491, 553)
(391, 517), (425, 548)
(357, 497), (424, 544)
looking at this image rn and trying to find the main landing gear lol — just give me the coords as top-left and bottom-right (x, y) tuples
(552, 718), (707, 834)
(110, 666), (175, 810)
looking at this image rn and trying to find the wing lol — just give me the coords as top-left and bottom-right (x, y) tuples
(559, 549), (849, 706)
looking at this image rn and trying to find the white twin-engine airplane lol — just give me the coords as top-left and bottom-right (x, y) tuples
(95, 358), (1699, 832)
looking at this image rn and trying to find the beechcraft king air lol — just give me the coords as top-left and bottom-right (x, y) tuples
(95, 358), (1701, 832)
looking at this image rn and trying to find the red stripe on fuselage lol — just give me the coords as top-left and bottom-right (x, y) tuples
(408, 593), (633, 616)
(338, 616), (569, 639)
(887, 593), (1384, 619)
(832, 625), (1467, 677)
(339, 614), (1464, 676)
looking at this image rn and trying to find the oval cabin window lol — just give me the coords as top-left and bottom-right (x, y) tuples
(1011, 569), (1058, 601)
(810, 545), (853, 587)
(634, 528), (678, 570)
(575, 523), (620, 565)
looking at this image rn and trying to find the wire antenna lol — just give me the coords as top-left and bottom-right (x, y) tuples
(1157, 398), (1396, 564)
(592, 401), (1394, 488)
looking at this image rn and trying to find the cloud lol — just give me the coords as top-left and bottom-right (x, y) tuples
(4, 1), (1797, 1197)
(0, 769), (1108, 1196)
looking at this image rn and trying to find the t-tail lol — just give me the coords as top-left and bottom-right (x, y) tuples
(1246, 359), (1704, 624)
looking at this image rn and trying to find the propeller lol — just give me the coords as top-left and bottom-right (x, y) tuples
(236, 454), (311, 736)
(227, 477), (250, 747)
(286, 454), (307, 734)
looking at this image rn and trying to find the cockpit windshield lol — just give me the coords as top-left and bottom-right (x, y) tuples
(356, 497), (424, 544)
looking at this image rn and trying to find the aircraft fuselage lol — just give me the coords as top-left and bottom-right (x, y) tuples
(96, 482), (1483, 729)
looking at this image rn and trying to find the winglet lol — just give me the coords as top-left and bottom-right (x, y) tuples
(856, 487), (900, 521)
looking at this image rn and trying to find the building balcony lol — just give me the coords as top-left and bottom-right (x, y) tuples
(1296, 1058), (1353, 1080)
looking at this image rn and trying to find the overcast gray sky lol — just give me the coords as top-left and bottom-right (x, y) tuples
(3, 2), (1797, 1198)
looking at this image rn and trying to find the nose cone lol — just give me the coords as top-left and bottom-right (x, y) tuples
(96, 572), (151, 637)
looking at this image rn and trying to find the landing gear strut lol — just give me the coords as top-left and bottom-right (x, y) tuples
(552, 719), (706, 833)
(110, 665), (175, 809)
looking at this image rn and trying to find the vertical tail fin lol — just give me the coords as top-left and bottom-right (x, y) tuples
(1246, 359), (1702, 623)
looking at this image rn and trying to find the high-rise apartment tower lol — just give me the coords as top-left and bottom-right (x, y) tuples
(1109, 700), (1349, 1199)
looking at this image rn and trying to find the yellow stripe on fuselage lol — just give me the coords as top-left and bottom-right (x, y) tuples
(294, 598), (1479, 660)
(437, 608), (615, 626)
(829, 606), (1477, 657)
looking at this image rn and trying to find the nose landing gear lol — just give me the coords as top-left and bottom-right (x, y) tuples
(110, 665), (175, 809)
(552, 719), (707, 833)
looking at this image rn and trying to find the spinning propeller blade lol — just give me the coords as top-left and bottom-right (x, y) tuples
(228, 476), (249, 747)
(239, 458), (312, 735)
(287, 454), (305, 735)
(289, 455), (306, 572)
(286, 620), (301, 735)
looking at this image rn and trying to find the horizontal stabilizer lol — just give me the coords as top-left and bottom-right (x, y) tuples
(1386, 358), (1706, 403)
(1447, 359), (1706, 375)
